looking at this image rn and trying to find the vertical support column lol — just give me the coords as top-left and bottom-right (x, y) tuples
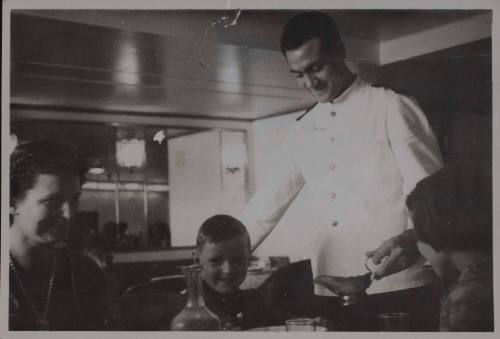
(115, 170), (120, 224)
(143, 181), (149, 234)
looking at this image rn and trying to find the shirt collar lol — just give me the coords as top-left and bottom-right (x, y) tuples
(330, 74), (360, 105)
(202, 280), (243, 302)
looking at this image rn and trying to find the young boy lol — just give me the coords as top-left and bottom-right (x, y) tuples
(195, 214), (282, 330)
(406, 164), (493, 331)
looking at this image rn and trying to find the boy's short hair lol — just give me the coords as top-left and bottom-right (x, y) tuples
(406, 164), (492, 252)
(10, 140), (88, 206)
(280, 11), (342, 57)
(196, 214), (250, 249)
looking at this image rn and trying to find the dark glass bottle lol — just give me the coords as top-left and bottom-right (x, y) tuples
(170, 265), (221, 331)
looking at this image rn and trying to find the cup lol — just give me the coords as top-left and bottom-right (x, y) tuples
(378, 312), (410, 331)
(285, 318), (316, 331)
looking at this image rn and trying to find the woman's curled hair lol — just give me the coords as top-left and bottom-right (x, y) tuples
(10, 140), (88, 205)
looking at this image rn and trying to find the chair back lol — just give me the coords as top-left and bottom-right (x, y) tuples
(107, 292), (185, 330)
(122, 275), (186, 296)
(257, 259), (315, 318)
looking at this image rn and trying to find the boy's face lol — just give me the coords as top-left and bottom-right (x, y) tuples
(198, 234), (250, 294)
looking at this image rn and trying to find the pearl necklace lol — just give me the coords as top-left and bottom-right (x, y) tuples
(9, 252), (56, 330)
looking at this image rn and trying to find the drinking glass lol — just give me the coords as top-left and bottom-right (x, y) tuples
(378, 312), (410, 331)
(285, 318), (316, 331)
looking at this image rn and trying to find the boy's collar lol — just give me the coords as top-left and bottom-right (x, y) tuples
(202, 280), (243, 300)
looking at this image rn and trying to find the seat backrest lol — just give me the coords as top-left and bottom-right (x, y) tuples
(107, 292), (186, 330)
(122, 275), (186, 296)
(257, 259), (315, 318)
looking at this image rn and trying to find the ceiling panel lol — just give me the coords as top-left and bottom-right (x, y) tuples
(11, 12), (311, 120)
(10, 10), (488, 121)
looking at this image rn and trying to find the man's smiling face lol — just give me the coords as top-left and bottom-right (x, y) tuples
(286, 37), (346, 103)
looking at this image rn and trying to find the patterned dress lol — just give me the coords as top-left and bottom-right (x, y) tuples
(9, 246), (106, 331)
(439, 258), (493, 331)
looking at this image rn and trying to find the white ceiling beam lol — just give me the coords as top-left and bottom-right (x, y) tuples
(379, 12), (491, 66)
(12, 107), (252, 131)
(345, 36), (380, 65)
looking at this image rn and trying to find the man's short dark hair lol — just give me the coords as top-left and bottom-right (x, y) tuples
(280, 11), (342, 57)
(196, 214), (250, 249)
(406, 164), (492, 252)
(10, 140), (88, 206)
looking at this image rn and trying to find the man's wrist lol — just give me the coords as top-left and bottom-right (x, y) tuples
(396, 229), (417, 250)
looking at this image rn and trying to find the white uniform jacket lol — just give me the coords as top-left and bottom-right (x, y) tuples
(240, 76), (444, 296)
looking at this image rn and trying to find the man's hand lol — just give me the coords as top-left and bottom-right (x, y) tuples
(365, 230), (419, 280)
(314, 273), (372, 295)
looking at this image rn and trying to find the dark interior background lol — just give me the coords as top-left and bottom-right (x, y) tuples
(376, 38), (492, 168)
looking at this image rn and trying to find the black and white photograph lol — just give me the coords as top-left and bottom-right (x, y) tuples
(1, 0), (497, 336)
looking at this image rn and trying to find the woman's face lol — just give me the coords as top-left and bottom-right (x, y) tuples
(11, 173), (81, 246)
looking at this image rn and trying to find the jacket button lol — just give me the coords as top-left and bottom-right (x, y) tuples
(331, 221), (339, 227)
(330, 111), (337, 117)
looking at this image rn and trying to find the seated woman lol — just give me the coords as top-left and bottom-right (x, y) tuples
(406, 164), (493, 331)
(9, 141), (106, 330)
